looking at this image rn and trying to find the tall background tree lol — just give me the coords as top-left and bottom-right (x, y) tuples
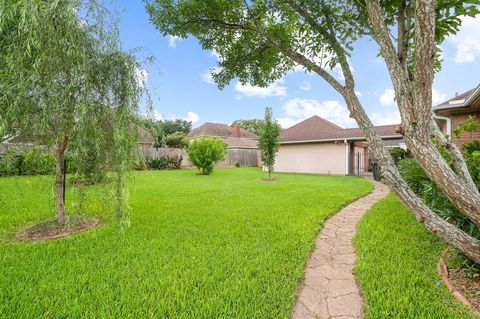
(258, 107), (280, 179)
(1, 0), (144, 226)
(231, 119), (264, 136)
(138, 117), (191, 148)
(145, 0), (480, 262)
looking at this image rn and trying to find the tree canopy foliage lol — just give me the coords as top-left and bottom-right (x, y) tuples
(138, 117), (191, 147)
(231, 119), (264, 136)
(164, 131), (189, 149)
(1, 0), (144, 226)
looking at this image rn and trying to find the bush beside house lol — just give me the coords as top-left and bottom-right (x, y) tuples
(398, 133), (480, 272)
(0, 147), (72, 176)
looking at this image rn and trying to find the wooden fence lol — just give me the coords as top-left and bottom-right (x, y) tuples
(142, 147), (259, 168)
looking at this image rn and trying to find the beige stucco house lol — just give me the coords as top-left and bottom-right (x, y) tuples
(274, 116), (402, 175)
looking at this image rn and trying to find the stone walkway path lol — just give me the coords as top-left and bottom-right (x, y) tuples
(291, 181), (390, 319)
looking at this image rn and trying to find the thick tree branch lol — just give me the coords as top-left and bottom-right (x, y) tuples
(284, 0), (355, 89)
(181, 17), (346, 93)
(413, 0), (436, 121)
(397, 1), (409, 74)
(365, 0), (415, 121)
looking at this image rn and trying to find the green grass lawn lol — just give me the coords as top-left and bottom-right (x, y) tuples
(0, 168), (372, 318)
(354, 193), (475, 319)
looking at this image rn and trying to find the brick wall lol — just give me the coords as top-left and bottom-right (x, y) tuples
(451, 111), (480, 147)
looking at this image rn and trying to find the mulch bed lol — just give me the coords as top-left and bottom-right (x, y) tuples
(438, 250), (480, 315)
(16, 217), (99, 241)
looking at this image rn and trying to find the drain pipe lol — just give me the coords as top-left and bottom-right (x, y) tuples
(344, 139), (349, 175)
(433, 114), (452, 138)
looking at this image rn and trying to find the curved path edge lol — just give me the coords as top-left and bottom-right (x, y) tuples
(291, 181), (390, 319)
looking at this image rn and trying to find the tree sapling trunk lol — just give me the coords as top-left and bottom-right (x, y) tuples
(55, 138), (68, 225)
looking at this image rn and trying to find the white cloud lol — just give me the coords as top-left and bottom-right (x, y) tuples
(184, 112), (200, 123)
(201, 67), (222, 85)
(144, 109), (163, 121)
(168, 35), (183, 48)
(201, 71), (214, 84)
(380, 88), (447, 107)
(278, 98), (356, 128)
(448, 16), (480, 63)
(299, 81), (311, 91)
(235, 80), (287, 98)
(355, 90), (362, 97)
(432, 88), (448, 106)
(277, 117), (302, 128)
(380, 89), (395, 106)
(370, 111), (401, 126)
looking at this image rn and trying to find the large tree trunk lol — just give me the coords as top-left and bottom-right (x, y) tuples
(281, 0), (480, 262)
(364, 0), (480, 222)
(341, 92), (480, 263)
(340, 90), (480, 264)
(55, 137), (68, 225)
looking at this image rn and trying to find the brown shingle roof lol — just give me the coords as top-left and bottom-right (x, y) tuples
(279, 116), (400, 143)
(222, 137), (258, 149)
(435, 89), (475, 108)
(188, 122), (258, 139)
(136, 125), (154, 144)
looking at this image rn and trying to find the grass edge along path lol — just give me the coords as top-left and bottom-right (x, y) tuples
(353, 193), (476, 318)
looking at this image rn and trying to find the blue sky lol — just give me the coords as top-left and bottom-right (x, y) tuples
(113, 2), (480, 129)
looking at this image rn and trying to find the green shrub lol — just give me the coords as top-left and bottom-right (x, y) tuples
(148, 154), (182, 170)
(165, 154), (182, 169)
(149, 156), (167, 170)
(235, 161), (241, 167)
(397, 158), (480, 239)
(188, 136), (227, 175)
(0, 148), (22, 176)
(462, 140), (480, 188)
(397, 158), (429, 193)
(0, 148), (77, 176)
(388, 146), (409, 163)
(164, 132), (189, 149)
(21, 147), (56, 175)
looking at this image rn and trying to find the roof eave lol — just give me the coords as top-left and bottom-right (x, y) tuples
(227, 146), (258, 149)
(279, 135), (402, 144)
(434, 84), (480, 111)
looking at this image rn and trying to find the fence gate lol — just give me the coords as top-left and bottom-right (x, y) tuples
(352, 150), (375, 176)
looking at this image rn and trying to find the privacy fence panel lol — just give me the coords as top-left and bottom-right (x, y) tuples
(226, 149), (258, 167)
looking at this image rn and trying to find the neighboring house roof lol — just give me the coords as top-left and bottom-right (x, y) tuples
(279, 115), (401, 144)
(137, 125), (154, 145)
(188, 122), (258, 139)
(434, 84), (480, 110)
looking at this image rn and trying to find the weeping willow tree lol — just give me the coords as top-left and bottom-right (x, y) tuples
(0, 1), (144, 226)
